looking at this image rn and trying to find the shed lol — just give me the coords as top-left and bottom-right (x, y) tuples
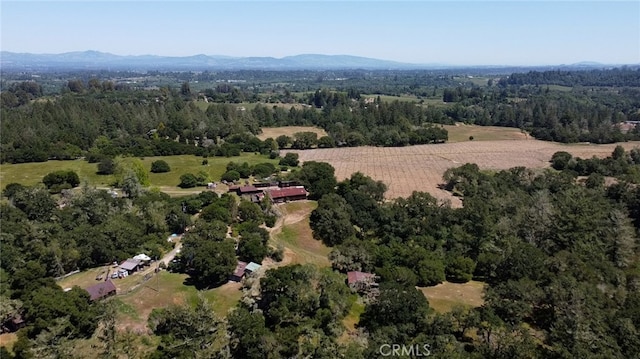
(245, 262), (262, 274)
(86, 280), (117, 301)
(120, 258), (142, 273)
(230, 261), (248, 282)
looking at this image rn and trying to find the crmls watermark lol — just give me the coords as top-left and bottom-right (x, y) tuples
(379, 344), (431, 357)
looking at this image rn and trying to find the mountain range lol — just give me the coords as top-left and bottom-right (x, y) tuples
(0, 50), (623, 71)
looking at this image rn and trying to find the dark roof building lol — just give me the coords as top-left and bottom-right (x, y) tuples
(86, 280), (117, 301)
(230, 261), (248, 282)
(268, 187), (308, 203)
(235, 185), (263, 196)
(120, 258), (142, 272)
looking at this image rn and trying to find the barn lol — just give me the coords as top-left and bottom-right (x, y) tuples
(268, 186), (308, 203)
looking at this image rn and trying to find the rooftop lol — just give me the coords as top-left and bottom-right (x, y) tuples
(233, 261), (248, 277)
(269, 186), (308, 199)
(120, 258), (142, 271)
(86, 280), (117, 301)
(246, 262), (262, 272)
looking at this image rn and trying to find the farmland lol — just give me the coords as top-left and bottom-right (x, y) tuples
(286, 139), (640, 206)
(257, 126), (328, 141)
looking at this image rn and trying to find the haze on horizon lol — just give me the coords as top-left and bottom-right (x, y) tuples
(1, 1), (639, 66)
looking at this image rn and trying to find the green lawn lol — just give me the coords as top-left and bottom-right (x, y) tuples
(0, 153), (278, 191)
(442, 124), (529, 142)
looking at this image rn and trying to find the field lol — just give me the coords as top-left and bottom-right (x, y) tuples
(443, 123), (529, 142)
(257, 126), (328, 141)
(419, 280), (486, 313)
(285, 139), (640, 207)
(0, 153), (277, 192)
(269, 201), (331, 267)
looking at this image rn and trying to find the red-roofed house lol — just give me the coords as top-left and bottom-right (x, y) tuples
(346, 271), (377, 292)
(230, 261), (248, 282)
(86, 280), (117, 301)
(268, 186), (308, 203)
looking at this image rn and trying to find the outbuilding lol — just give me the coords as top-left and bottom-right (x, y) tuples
(86, 280), (117, 301)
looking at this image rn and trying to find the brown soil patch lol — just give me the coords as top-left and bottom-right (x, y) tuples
(284, 140), (640, 208)
(419, 280), (486, 313)
(257, 126), (328, 141)
(0, 333), (17, 351)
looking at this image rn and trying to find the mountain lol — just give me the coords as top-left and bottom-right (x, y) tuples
(0, 51), (423, 71)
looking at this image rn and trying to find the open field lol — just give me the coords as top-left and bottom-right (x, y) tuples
(115, 272), (243, 333)
(419, 280), (486, 313)
(270, 201), (331, 267)
(285, 140), (640, 207)
(0, 153), (277, 191)
(257, 126), (328, 141)
(443, 123), (529, 142)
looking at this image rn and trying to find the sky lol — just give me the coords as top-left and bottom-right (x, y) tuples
(1, 1), (639, 66)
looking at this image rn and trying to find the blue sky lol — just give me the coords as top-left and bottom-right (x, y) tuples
(1, 1), (638, 65)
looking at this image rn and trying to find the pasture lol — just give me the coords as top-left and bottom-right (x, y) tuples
(419, 280), (486, 313)
(0, 153), (277, 192)
(257, 126), (328, 141)
(270, 200), (331, 267)
(285, 139), (640, 207)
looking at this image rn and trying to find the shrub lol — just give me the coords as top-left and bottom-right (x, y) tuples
(279, 153), (299, 167)
(151, 160), (171, 173)
(97, 158), (116, 175)
(179, 173), (198, 188)
(221, 170), (241, 182)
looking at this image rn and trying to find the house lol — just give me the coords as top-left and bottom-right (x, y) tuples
(119, 258), (142, 273)
(236, 185), (263, 196)
(230, 261), (248, 282)
(346, 271), (377, 292)
(245, 262), (262, 274)
(268, 187), (308, 203)
(86, 280), (117, 301)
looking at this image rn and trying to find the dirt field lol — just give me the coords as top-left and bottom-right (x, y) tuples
(257, 126), (328, 141)
(444, 123), (529, 142)
(284, 140), (640, 207)
(419, 280), (486, 313)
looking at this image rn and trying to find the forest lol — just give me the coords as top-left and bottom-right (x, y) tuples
(2, 68), (640, 163)
(2, 146), (640, 357)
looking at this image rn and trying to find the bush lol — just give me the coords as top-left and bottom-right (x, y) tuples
(179, 173), (198, 188)
(42, 170), (80, 192)
(151, 160), (171, 173)
(221, 170), (241, 182)
(97, 158), (116, 175)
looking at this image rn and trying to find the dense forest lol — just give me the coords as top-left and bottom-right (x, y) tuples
(2, 147), (640, 357)
(2, 68), (640, 163)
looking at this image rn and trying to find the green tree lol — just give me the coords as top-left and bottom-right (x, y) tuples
(310, 193), (355, 246)
(295, 161), (337, 200)
(179, 173), (198, 188)
(150, 160), (171, 173)
(97, 158), (116, 175)
(279, 152), (299, 167)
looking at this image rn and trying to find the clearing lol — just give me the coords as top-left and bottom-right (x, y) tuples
(443, 123), (529, 142)
(419, 280), (486, 313)
(257, 126), (328, 141)
(267, 200), (331, 268)
(285, 139), (640, 207)
(0, 153), (277, 191)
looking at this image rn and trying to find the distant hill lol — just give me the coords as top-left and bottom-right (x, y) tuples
(0, 51), (423, 71)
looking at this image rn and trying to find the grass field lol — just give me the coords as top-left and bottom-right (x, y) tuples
(115, 271), (242, 332)
(257, 126), (328, 141)
(419, 281), (486, 313)
(270, 201), (331, 267)
(0, 153), (277, 191)
(443, 123), (529, 142)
